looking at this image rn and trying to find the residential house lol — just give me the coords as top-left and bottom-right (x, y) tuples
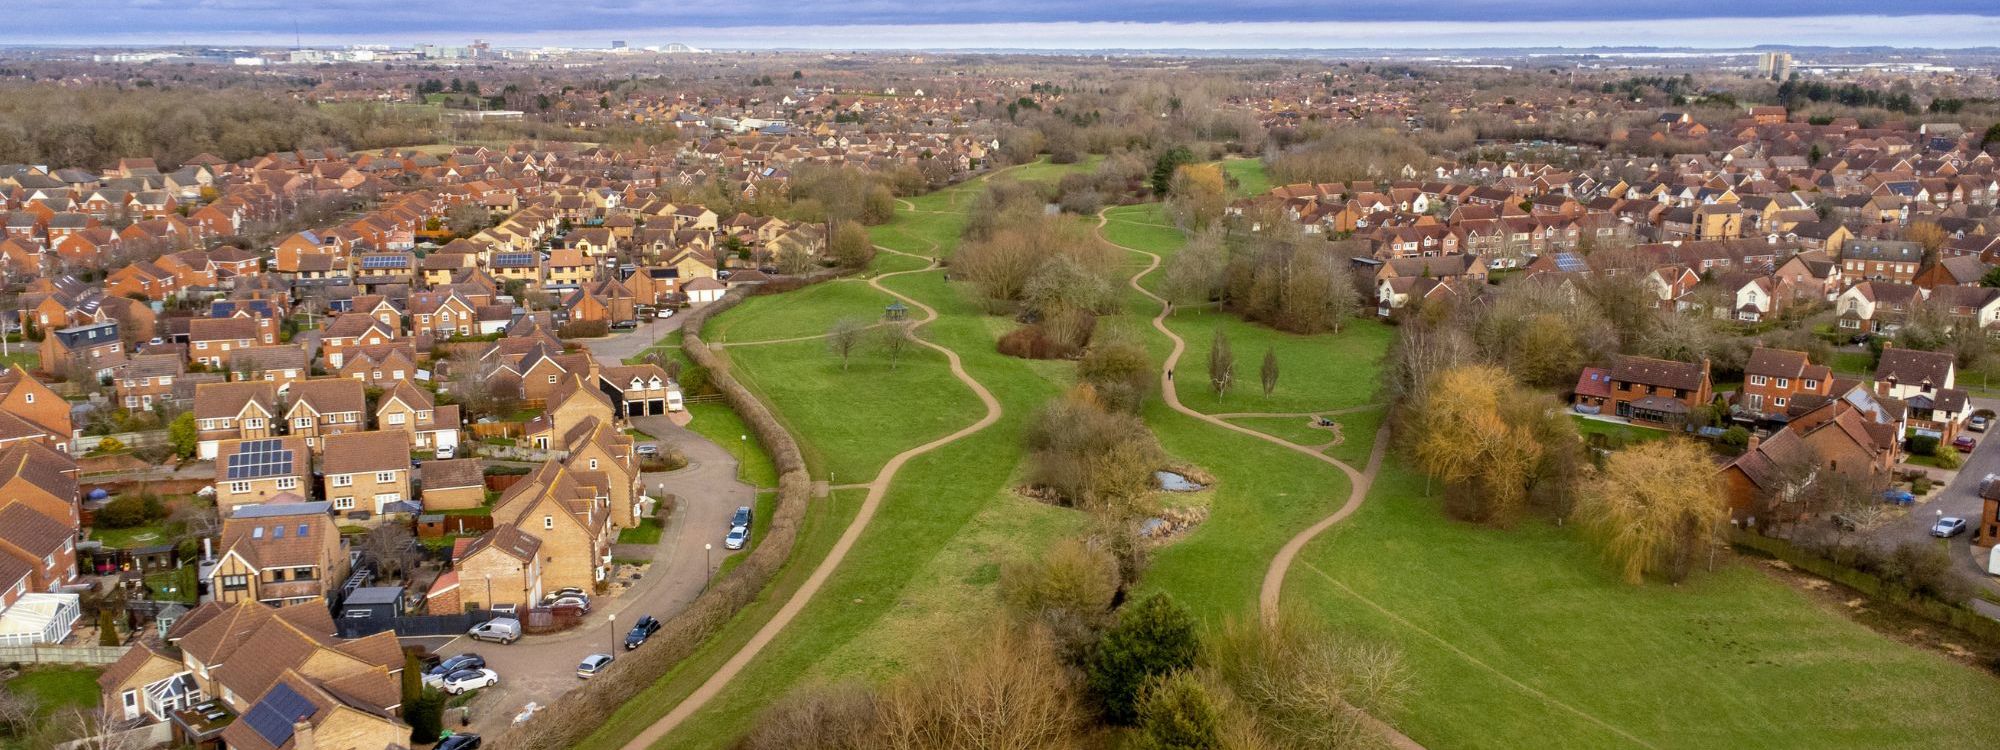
(99, 643), (204, 726)
(321, 430), (413, 522)
(1835, 281), (1922, 335)
(191, 382), (279, 459)
(1739, 347), (1832, 420)
(1575, 355), (1713, 427)
(374, 381), (459, 453)
(187, 317), (266, 370)
(0, 366), (73, 451)
(0, 503), (78, 592)
(448, 525), (543, 613)
(41, 321), (123, 379)
(206, 501), (347, 606)
(418, 458), (485, 511)
(1841, 240), (1924, 285)
(488, 462), (613, 592)
(213, 437), (308, 512)
(164, 601), (405, 747)
(283, 378), (367, 450)
(1875, 347), (1967, 440)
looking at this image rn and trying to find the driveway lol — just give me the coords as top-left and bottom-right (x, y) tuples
(574, 312), (688, 364)
(423, 411), (756, 735)
(1869, 398), (2000, 604)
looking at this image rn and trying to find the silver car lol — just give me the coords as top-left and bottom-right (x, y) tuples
(577, 653), (614, 679)
(724, 525), (749, 550)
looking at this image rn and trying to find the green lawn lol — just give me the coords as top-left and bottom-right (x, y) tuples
(993, 154), (1102, 185)
(1222, 414), (1343, 447)
(720, 336), (985, 484)
(1166, 312), (1393, 415)
(89, 523), (172, 549)
(1832, 349), (1874, 376)
(0, 351), (38, 372)
(7, 666), (100, 713)
(1290, 461), (2000, 749)
(1220, 157), (1273, 197)
(683, 401), (779, 489)
(618, 518), (664, 545)
(145, 565), (199, 603)
(707, 280), (894, 344)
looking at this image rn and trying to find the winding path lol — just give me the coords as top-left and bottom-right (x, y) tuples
(1102, 211), (1421, 750)
(620, 249), (1003, 750)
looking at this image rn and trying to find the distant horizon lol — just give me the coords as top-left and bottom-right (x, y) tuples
(13, 14), (2000, 53)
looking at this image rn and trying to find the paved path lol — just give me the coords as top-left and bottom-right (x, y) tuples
(579, 313), (689, 363)
(619, 247), (1003, 749)
(1102, 211), (1421, 750)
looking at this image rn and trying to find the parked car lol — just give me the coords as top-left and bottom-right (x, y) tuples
(467, 618), (521, 644)
(724, 524), (749, 550)
(544, 594), (591, 613)
(577, 653), (614, 679)
(636, 443), (660, 457)
(657, 308), (676, 319)
(1933, 517), (1968, 538)
(441, 668), (500, 695)
(1972, 415), (1991, 433)
(1955, 435), (1978, 453)
(730, 506), (753, 530)
(436, 734), (482, 750)
(1881, 488), (1916, 505)
(625, 615), (661, 649)
(436, 444), (455, 459)
(611, 320), (639, 330)
(424, 654), (485, 686)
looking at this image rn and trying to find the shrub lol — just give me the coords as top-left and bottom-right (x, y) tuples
(406, 688), (445, 744)
(558, 320), (609, 339)
(1908, 434), (1940, 457)
(1087, 593), (1202, 725)
(1077, 333), (1154, 413)
(1001, 537), (1120, 662)
(878, 624), (1089, 748)
(1205, 611), (1410, 749)
(733, 684), (878, 750)
(1026, 387), (1166, 511)
(998, 323), (1084, 360)
(1719, 426), (1750, 450)
(1132, 670), (1226, 750)
(94, 495), (163, 528)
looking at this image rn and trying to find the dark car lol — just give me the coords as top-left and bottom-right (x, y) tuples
(625, 615), (662, 650)
(435, 734), (482, 750)
(429, 654), (484, 676)
(730, 506), (753, 530)
(1954, 435), (1978, 453)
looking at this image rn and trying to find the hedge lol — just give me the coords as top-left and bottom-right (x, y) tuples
(1731, 531), (2000, 646)
(499, 267), (854, 748)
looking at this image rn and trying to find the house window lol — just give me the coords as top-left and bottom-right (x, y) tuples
(332, 474), (353, 487)
(296, 417), (312, 428)
(387, 412), (407, 426)
(548, 375), (559, 384)
(22, 394), (30, 404)
(276, 477), (297, 490)
(1776, 378), (1789, 389)
(1748, 375), (1767, 386)
(229, 481), (249, 494)
(1803, 379), (1818, 389)
(589, 458), (599, 470)
(334, 497), (355, 510)
(1774, 397), (1788, 407)
(376, 471), (396, 483)
(544, 515), (554, 530)
(245, 418), (263, 429)
(221, 575), (249, 591)
(376, 492), (401, 507)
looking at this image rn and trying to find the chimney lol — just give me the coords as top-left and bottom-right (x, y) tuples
(1746, 434), (1762, 453)
(291, 719), (315, 750)
(202, 537), (213, 563)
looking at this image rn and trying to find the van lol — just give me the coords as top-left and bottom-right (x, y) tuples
(667, 389), (685, 413)
(467, 617), (521, 644)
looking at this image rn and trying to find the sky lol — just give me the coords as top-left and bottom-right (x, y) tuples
(11, 2), (2000, 49)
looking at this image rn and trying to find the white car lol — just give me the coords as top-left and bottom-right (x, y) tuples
(656, 308), (676, 319)
(577, 653), (614, 679)
(724, 525), (749, 550)
(440, 668), (499, 695)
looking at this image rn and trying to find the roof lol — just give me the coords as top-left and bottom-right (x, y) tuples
(217, 512), (333, 571)
(461, 524), (541, 564)
(1573, 366), (1613, 399)
(319, 431), (410, 475)
(193, 381), (277, 420)
(1743, 347), (1829, 382)
(1610, 355), (1708, 392)
(421, 458), (483, 490)
(0, 503), (74, 557)
(286, 378), (366, 415)
(1875, 347), (1954, 387)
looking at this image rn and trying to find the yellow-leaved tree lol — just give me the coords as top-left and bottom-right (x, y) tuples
(1575, 439), (1729, 584)
(1409, 364), (1543, 524)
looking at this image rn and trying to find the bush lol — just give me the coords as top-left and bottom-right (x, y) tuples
(1719, 426), (1750, 450)
(1908, 434), (1940, 457)
(732, 684), (879, 750)
(406, 688), (445, 744)
(95, 495), (165, 529)
(1026, 388), (1167, 511)
(998, 323), (1084, 360)
(1087, 593), (1202, 725)
(1132, 671), (1226, 750)
(558, 320), (609, 339)
(1077, 333), (1154, 413)
(1001, 537), (1120, 662)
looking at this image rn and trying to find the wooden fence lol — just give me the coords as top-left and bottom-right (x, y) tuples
(470, 422), (524, 440)
(0, 643), (129, 665)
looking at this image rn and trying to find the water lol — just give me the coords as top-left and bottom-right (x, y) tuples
(1154, 470), (1205, 492)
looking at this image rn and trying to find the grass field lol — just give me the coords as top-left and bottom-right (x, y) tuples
(5, 666), (100, 721)
(1291, 461), (2000, 749)
(1166, 312), (1394, 415)
(89, 523), (172, 549)
(682, 401), (779, 489)
(707, 280), (893, 344)
(1221, 157), (1273, 197)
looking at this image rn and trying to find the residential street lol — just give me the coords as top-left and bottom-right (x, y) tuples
(418, 410), (755, 735)
(574, 313), (688, 363)
(1869, 398), (2000, 614)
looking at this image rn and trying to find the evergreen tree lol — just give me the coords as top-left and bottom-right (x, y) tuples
(1086, 593), (1202, 724)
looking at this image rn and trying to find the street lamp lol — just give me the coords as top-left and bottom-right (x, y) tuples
(704, 543), (713, 575)
(608, 613), (617, 654)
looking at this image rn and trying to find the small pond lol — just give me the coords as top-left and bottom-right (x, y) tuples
(1154, 470), (1206, 492)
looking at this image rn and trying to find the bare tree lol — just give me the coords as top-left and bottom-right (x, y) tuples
(1207, 329), (1235, 397)
(1260, 347), (1279, 396)
(359, 524), (420, 582)
(47, 704), (149, 750)
(873, 323), (913, 370)
(0, 689), (37, 740)
(827, 318), (867, 371)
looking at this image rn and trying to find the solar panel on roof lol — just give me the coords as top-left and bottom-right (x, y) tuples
(1553, 253), (1589, 273)
(243, 683), (314, 746)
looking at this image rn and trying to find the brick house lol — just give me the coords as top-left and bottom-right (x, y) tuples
(450, 525), (543, 613)
(213, 436), (308, 512)
(1738, 347), (1832, 421)
(191, 382), (279, 459)
(1875, 347), (1967, 440)
(418, 458), (485, 511)
(322, 430), (414, 523)
(206, 502), (347, 606)
(283, 378), (367, 451)
(1575, 355), (1713, 427)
